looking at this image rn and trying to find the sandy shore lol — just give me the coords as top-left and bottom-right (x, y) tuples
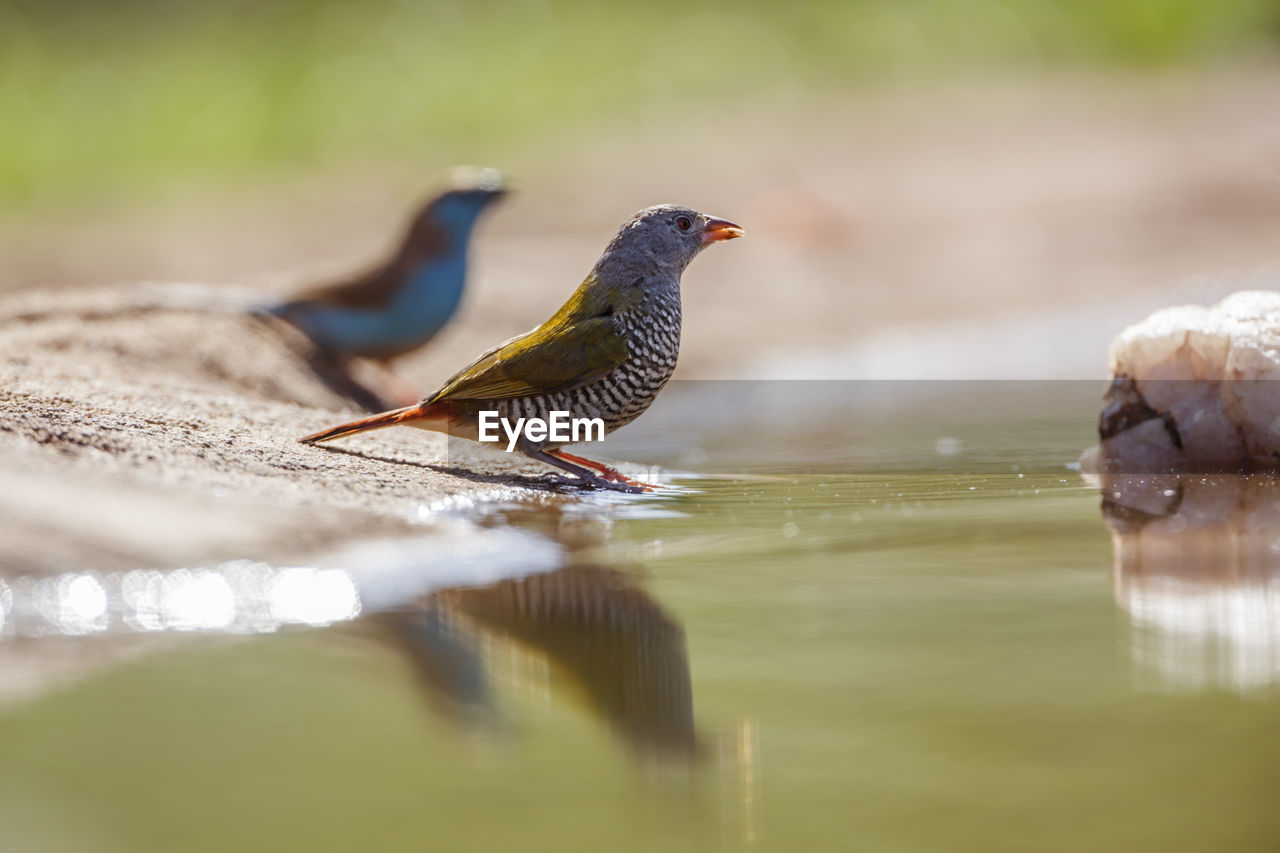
(0, 285), (609, 577)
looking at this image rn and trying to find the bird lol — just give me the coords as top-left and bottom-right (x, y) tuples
(268, 167), (507, 407)
(298, 204), (744, 492)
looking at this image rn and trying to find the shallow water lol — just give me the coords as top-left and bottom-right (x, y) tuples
(3, 383), (1279, 852)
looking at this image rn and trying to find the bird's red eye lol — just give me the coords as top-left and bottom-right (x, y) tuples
(676, 216), (693, 231)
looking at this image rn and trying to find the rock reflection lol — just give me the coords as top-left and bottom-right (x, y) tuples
(1100, 473), (1280, 692)
(374, 564), (700, 761)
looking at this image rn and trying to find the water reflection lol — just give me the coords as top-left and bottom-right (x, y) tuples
(1099, 473), (1280, 692)
(1, 563), (361, 637)
(373, 564), (700, 760)
(0, 514), (701, 763)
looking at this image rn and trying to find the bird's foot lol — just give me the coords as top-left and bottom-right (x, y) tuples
(594, 467), (657, 492)
(579, 473), (645, 494)
(548, 450), (660, 492)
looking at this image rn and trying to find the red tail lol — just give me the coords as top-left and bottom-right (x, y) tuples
(299, 402), (440, 445)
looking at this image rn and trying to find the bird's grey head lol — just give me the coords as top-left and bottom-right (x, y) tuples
(597, 204), (744, 281)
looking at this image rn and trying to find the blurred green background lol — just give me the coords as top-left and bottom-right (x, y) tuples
(2, 0), (1277, 209)
(4, 8), (1280, 848)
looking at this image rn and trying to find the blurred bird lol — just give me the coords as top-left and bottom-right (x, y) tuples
(299, 204), (744, 491)
(269, 167), (507, 406)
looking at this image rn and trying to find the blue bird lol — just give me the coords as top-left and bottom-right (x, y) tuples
(269, 167), (506, 406)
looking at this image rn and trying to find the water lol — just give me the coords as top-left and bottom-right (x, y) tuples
(3, 383), (1279, 852)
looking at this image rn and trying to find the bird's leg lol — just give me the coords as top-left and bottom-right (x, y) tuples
(518, 441), (643, 494)
(546, 449), (658, 491)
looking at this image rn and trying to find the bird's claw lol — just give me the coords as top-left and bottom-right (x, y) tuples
(563, 471), (647, 494)
(595, 478), (646, 494)
(592, 464), (658, 492)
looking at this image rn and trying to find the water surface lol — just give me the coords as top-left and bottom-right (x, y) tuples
(3, 383), (1278, 852)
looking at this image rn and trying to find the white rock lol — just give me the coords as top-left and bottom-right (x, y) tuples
(1105, 291), (1280, 467)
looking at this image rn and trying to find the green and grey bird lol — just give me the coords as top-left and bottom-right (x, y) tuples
(299, 204), (744, 491)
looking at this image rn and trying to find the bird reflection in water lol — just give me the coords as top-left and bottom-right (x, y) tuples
(368, 563), (701, 761)
(1099, 473), (1280, 692)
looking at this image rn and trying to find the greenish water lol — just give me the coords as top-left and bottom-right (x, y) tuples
(3, 390), (1279, 851)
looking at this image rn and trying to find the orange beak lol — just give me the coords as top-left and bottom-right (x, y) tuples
(701, 216), (745, 243)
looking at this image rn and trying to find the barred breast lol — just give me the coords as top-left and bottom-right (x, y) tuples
(497, 287), (681, 443)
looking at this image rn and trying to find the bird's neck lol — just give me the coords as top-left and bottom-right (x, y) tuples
(397, 217), (474, 290)
(398, 249), (467, 306)
(436, 206), (485, 247)
(591, 253), (687, 293)
(601, 273), (683, 326)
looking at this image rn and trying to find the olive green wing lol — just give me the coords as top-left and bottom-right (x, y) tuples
(426, 315), (627, 402)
